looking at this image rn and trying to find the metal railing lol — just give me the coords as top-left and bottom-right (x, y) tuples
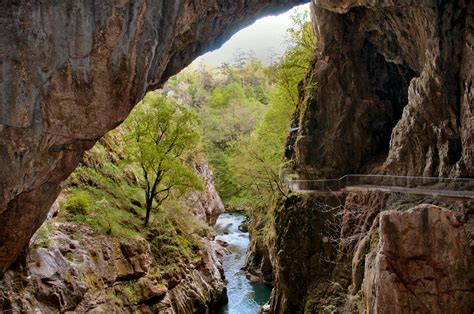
(286, 174), (474, 198)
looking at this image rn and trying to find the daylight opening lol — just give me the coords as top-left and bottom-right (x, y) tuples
(32, 4), (313, 314)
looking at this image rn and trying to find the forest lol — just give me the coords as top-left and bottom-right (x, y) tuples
(163, 9), (315, 215)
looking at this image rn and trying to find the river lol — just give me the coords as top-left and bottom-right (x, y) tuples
(215, 213), (272, 314)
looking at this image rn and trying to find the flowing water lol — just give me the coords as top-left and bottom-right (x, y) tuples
(215, 213), (272, 314)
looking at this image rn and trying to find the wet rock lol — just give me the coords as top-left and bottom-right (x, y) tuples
(261, 303), (271, 312)
(217, 239), (229, 247)
(247, 273), (261, 283)
(238, 220), (249, 233)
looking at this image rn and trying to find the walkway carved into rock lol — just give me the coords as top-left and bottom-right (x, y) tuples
(286, 174), (474, 199)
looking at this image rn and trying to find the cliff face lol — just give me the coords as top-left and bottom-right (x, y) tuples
(269, 0), (474, 312)
(269, 193), (474, 313)
(0, 216), (228, 313)
(0, 0), (306, 273)
(287, 0), (472, 178)
(364, 204), (474, 313)
(186, 162), (225, 226)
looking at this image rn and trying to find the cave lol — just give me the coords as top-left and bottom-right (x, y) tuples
(0, 0), (307, 274)
(361, 39), (417, 168)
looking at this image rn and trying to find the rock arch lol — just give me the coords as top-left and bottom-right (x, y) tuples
(0, 0), (307, 274)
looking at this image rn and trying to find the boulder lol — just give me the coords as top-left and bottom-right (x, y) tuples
(137, 277), (167, 303)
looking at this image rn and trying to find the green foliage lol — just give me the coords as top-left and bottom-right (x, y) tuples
(276, 8), (315, 107)
(228, 8), (315, 211)
(123, 92), (203, 225)
(32, 221), (56, 248)
(161, 8), (315, 211)
(209, 83), (246, 108)
(64, 192), (91, 215)
(165, 54), (276, 201)
(146, 201), (210, 270)
(63, 125), (210, 270)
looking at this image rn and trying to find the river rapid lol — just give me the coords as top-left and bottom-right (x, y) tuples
(215, 213), (271, 314)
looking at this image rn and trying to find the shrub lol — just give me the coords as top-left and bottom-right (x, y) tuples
(65, 192), (91, 215)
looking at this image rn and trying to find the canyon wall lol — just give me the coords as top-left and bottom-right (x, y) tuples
(269, 192), (474, 313)
(269, 0), (474, 312)
(287, 0), (472, 179)
(0, 0), (306, 274)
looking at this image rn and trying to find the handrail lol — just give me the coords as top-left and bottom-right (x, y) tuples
(285, 174), (474, 197)
(287, 174), (474, 182)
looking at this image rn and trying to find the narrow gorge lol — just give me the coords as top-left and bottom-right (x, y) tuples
(1, 0), (473, 313)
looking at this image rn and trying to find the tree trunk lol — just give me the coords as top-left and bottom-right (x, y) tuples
(144, 196), (152, 226)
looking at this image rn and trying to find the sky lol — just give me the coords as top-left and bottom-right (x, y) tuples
(192, 3), (310, 67)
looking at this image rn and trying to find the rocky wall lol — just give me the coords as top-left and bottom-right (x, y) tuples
(268, 192), (474, 313)
(287, 0), (472, 179)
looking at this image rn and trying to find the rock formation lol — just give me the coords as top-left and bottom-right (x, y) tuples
(0, 140), (229, 312)
(269, 192), (474, 313)
(0, 0), (306, 274)
(0, 217), (228, 312)
(364, 204), (474, 313)
(185, 160), (225, 226)
(287, 0), (472, 179)
(269, 0), (474, 312)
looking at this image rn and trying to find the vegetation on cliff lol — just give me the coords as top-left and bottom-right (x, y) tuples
(62, 97), (212, 269)
(0, 89), (228, 311)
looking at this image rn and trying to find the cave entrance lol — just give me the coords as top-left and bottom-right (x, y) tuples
(362, 40), (418, 172)
(0, 0), (312, 288)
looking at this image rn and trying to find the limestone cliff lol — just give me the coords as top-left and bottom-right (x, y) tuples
(186, 162), (225, 226)
(287, 0), (472, 179)
(269, 192), (474, 313)
(268, 0), (474, 312)
(0, 0), (306, 274)
(0, 217), (228, 313)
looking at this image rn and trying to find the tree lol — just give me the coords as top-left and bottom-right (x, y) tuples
(229, 7), (315, 209)
(125, 92), (202, 226)
(276, 8), (315, 107)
